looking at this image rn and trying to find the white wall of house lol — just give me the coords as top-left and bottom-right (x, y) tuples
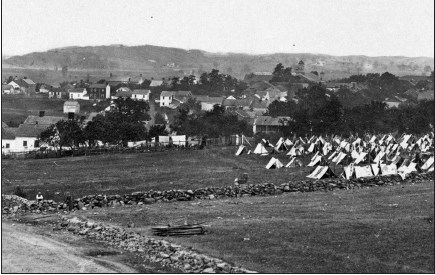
(132, 93), (150, 101)
(1, 137), (39, 153)
(201, 102), (217, 111)
(64, 105), (80, 113)
(160, 95), (173, 107)
(106, 85), (111, 99)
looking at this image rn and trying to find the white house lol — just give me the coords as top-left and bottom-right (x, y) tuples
(7, 81), (21, 90)
(132, 89), (151, 101)
(195, 96), (224, 111)
(160, 91), (176, 107)
(63, 101), (80, 114)
(1, 124), (46, 154)
(69, 88), (89, 100)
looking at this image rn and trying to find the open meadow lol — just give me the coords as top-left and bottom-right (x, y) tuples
(1, 147), (314, 200)
(74, 179), (434, 273)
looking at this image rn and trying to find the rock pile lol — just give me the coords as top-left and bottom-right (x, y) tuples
(2, 172), (433, 214)
(56, 216), (256, 273)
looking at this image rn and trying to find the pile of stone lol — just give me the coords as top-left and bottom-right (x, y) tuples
(56, 216), (256, 273)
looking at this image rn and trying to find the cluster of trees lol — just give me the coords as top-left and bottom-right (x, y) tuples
(270, 63), (293, 82)
(39, 98), (151, 150)
(266, 85), (434, 137)
(170, 102), (253, 138)
(167, 69), (248, 96)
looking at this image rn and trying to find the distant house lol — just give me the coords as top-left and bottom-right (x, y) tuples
(132, 89), (151, 101)
(1, 84), (14, 94)
(69, 88), (89, 100)
(9, 78), (37, 95)
(107, 75), (131, 86)
(250, 100), (268, 115)
(149, 80), (164, 87)
(115, 87), (131, 93)
(325, 82), (349, 92)
(383, 98), (401, 108)
(113, 90), (133, 100)
(195, 96), (224, 111)
(130, 74), (145, 85)
(39, 84), (50, 93)
(253, 116), (291, 134)
(243, 72), (273, 85)
(404, 88), (419, 100)
(88, 84), (110, 100)
(222, 98), (251, 111)
(49, 89), (68, 99)
(159, 91), (192, 107)
(417, 90), (434, 101)
(1, 123), (56, 153)
(63, 101), (80, 114)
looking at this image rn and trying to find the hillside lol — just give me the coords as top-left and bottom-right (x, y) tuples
(2, 44), (433, 80)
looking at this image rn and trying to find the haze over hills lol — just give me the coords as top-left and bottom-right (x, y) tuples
(2, 44), (434, 80)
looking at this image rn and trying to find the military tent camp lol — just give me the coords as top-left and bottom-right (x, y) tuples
(354, 165), (374, 178)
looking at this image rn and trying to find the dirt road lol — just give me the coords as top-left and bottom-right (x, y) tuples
(1, 221), (138, 273)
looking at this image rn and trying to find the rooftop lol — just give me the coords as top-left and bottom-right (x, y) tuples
(89, 84), (108, 89)
(64, 100), (80, 106)
(255, 116), (291, 126)
(23, 115), (65, 126)
(132, 89), (151, 95)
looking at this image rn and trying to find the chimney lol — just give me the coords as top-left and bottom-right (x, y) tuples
(39, 111), (45, 117)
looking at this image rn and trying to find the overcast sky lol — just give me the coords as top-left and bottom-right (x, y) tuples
(1, 0), (434, 57)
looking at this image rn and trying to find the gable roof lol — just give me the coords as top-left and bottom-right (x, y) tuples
(64, 100), (80, 107)
(22, 78), (36, 85)
(2, 127), (16, 139)
(89, 84), (108, 89)
(15, 124), (49, 138)
(149, 80), (164, 87)
(251, 100), (268, 109)
(115, 90), (133, 97)
(2, 121), (8, 128)
(69, 88), (86, 93)
(161, 91), (176, 97)
(132, 89), (151, 96)
(417, 90), (434, 101)
(23, 115), (65, 126)
(195, 96), (224, 105)
(175, 91), (192, 97)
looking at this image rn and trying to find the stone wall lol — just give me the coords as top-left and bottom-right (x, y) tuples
(2, 172), (433, 215)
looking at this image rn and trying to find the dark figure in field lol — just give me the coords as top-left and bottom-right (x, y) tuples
(65, 192), (73, 211)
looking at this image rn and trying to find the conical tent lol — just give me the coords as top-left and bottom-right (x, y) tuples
(354, 152), (367, 164)
(275, 139), (288, 152)
(307, 155), (322, 167)
(285, 138), (293, 146)
(253, 143), (269, 155)
(343, 164), (355, 179)
(265, 157), (284, 169)
(380, 163), (397, 175)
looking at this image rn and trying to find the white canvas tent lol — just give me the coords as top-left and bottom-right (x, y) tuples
(307, 155), (322, 167)
(265, 157), (284, 169)
(171, 135), (186, 146)
(253, 143), (269, 155)
(354, 165), (374, 178)
(380, 164), (398, 175)
(343, 164), (355, 179)
(354, 152), (367, 165)
(421, 156), (434, 171)
(235, 145), (246, 156)
(285, 138), (293, 146)
(306, 166), (334, 179)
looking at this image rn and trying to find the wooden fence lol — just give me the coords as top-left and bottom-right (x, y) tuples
(1, 135), (254, 160)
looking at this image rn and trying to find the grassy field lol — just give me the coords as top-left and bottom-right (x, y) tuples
(77, 180), (434, 273)
(1, 147), (313, 200)
(1, 95), (108, 126)
(2, 146), (434, 273)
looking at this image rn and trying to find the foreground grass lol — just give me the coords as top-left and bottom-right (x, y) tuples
(77, 181), (434, 273)
(1, 147), (312, 200)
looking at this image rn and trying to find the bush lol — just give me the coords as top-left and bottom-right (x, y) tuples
(13, 186), (27, 198)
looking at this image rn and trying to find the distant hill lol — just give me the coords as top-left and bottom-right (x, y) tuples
(2, 44), (433, 80)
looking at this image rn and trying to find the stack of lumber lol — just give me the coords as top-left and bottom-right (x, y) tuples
(151, 224), (206, 236)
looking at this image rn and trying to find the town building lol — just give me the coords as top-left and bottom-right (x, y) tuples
(63, 101), (80, 114)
